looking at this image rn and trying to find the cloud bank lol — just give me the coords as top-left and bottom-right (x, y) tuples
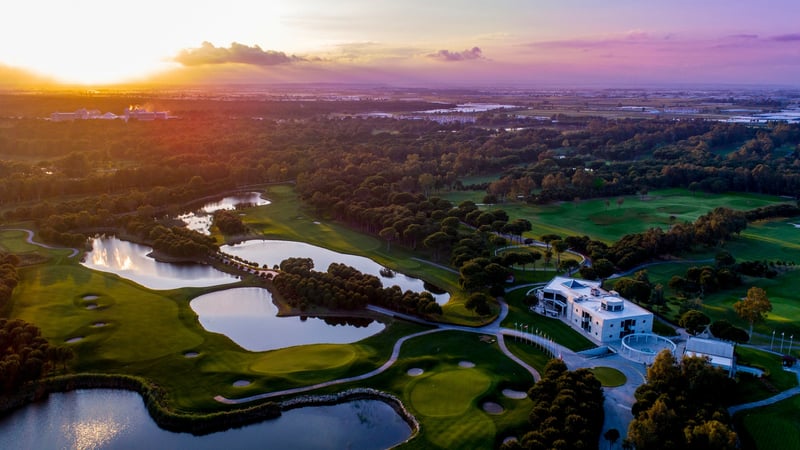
(427, 47), (483, 62)
(175, 42), (303, 66)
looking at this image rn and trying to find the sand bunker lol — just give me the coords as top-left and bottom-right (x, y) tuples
(66, 337), (84, 343)
(407, 368), (424, 376)
(502, 389), (527, 399)
(459, 361), (475, 368)
(184, 352), (200, 358)
(482, 402), (504, 414)
(85, 304), (98, 310)
(233, 380), (251, 387)
(91, 322), (107, 328)
(503, 437), (518, 445)
(82, 295), (99, 300)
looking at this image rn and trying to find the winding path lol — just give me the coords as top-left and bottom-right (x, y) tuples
(0, 228), (79, 258)
(216, 300), (543, 404)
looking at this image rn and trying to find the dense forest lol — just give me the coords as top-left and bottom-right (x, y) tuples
(2, 93), (800, 293)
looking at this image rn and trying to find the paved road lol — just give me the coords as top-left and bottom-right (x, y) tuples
(1, 228), (79, 258)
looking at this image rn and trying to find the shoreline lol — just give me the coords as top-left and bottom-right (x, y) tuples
(0, 374), (419, 443)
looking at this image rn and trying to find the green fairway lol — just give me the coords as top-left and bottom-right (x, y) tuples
(249, 345), (359, 374)
(440, 188), (791, 243)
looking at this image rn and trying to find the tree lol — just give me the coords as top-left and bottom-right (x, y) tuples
(679, 310), (711, 335)
(379, 226), (399, 251)
(465, 292), (491, 316)
(604, 428), (621, 449)
(733, 286), (772, 337)
(593, 258), (616, 279)
(552, 240), (569, 270)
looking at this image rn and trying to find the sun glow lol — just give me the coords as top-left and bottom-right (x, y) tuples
(2, 1), (294, 85)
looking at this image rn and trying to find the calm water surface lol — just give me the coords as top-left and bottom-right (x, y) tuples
(81, 236), (238, 290)
(190, 287), (385, 351)
(0, 390), (411, 450)
(179, 192), (270, 235)
(222, 240), (449, 304)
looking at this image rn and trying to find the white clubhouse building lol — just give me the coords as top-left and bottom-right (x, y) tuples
(535, 276), (653, 343)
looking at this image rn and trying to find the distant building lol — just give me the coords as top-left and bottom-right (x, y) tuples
(50, 107), (169, 122)
(683, 336), (736, 377)
(124, 106), (168, 121)
(535, 276), (653, 343)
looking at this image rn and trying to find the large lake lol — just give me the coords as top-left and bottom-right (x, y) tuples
(190, 287), (385, 351)
(222, 240), (450, 305)
(179, 192), (270, 235)
(81, 236), (238, 290)
(0, 389), (411, 450)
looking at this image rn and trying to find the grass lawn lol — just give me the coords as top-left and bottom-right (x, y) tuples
(735, 395), (800, 450)
(589, 367), (626, 387)
(734, 347), (799, 404)
(502, 288), (595, 352)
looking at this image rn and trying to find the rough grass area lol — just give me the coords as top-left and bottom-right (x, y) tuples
(735, 395), (800, 450)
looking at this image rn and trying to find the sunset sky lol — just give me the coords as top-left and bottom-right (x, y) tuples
(2, 0), (799, 87)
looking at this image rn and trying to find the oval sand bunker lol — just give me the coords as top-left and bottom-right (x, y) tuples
(184, 352), (200, 358)
(407, 368), (424, 376)
(502, 389), (527, 399)
(66, 337), (84, 344)
(91, 322), (107, 328)
(82, 295), (99, 300)
(459, 361), (475, 368)
(482, 402), (504, 414)
(233, 380), (251, 387)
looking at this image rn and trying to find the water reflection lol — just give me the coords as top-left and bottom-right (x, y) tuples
(222, 240), (450, 305)
(82, 236), (238, 290)
(0, 390), (411, 450)
(179, 192), (270, 235)
(190, 287), (385, 351)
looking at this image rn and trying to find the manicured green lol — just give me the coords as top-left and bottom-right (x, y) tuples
(589, 366), (627, 387)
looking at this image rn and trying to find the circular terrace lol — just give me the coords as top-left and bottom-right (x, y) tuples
(619, 333), (676, 365)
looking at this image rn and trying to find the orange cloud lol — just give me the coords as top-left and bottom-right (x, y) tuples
(175, 42), (304, 66)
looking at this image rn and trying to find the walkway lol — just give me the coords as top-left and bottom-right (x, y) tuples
(728, 366), (800, 415)
(217, 300), (543, 404)
(0, 228), (79, 258)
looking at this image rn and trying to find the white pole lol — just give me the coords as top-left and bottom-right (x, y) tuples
(771, 330), (776, 351)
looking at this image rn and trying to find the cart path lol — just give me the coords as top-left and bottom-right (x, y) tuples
(1, 228), (80, 258)
(216, 300), (543, 404)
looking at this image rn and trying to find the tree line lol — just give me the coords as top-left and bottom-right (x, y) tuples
(502, 359), (604, 450)
(272, 258), (442, 318)
(627, 350), (737, 450)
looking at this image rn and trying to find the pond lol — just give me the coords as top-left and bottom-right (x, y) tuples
(81, 236), (238, 290)
(178, 192), (271, 235)
(221, 240), (449, 304)
(190, 287), (385, 351)
(0, 389), (412, 450)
